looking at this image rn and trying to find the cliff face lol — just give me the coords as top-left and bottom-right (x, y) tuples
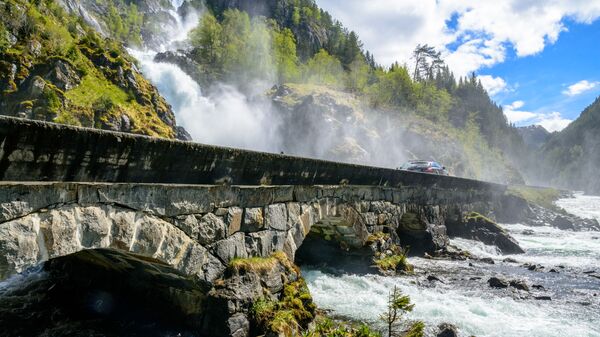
(0, 0), (189, 140)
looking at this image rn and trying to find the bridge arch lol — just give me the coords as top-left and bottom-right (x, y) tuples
(0, 204), (224, 282)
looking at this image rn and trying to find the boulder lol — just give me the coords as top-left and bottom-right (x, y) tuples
(446, 212), (525, 254)
(488, 276), (509, 288)
(436, 323), (459, 337)
(509, 280), (530, 291)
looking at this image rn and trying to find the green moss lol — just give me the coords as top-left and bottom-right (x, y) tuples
(251, 274), (316, 336)
(465, 211), (495, 224)
(66, 73), (129, 107)
(375, 253), (413, 273)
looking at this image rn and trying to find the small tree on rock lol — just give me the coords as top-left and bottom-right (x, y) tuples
(380, 286), (415, 337)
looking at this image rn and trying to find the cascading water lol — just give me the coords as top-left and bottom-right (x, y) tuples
(303, 194), (600, 337)
(129, 1), (281, 153)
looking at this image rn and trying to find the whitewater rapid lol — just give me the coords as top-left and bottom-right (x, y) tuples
(303, 194), (600, 337)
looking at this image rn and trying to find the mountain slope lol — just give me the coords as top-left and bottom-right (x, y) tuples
(540, 97), (600, 193)
(0, 0), (189, 139)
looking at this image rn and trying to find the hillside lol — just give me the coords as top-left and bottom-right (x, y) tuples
(517, 125), (550, 149)
(3, 0), (532, 184)
(0, 0), (189, 139)
(540, 97), (600, 193)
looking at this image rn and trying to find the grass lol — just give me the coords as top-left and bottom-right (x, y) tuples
(229, 251), (294, 274)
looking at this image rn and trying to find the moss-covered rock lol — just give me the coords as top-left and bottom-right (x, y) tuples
(0, 0), (188, 139)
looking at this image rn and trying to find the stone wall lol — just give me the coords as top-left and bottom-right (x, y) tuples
(0, 182), (499, 282)
(0, 116), (506, 191)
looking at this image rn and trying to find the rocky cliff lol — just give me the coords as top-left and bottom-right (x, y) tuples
(0, 0), (190, 140)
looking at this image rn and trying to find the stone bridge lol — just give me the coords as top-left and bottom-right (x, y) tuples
(0, 116), (507, 282)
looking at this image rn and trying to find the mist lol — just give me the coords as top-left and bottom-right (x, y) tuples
(129, 1), (515, 184)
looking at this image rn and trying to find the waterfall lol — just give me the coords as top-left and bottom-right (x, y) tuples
(129, 1), (281, 152)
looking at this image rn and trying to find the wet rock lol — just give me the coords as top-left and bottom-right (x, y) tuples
(552, 215), (576, 230)
(427, 275), (443, 283)
(521, 229), (535, 235)
(524, 263), (544, 271)
(488, 276), (509, 288)
(436, 323), (459, 337)
(549, 268), (559, 273)
(503, 257), (518, 263)
(446, 212), (525, 254)
(531, 284), (545, 290)
(469, 277), (482, 280)
(509, 280), (530, 291)
(534, 296), (552, 301)
(480, 257), (495, 264)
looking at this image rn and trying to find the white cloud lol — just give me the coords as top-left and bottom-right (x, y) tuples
(317, 0), (600, 76)
(562, 80), (599, 96)
(478, 75), (507, 96)
(503, 101), (537, 123)
(536, 112), (573, 132)
(502, 101), (572, 131)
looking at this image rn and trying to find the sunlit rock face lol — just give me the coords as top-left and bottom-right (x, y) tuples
(0, 249), (209, 337)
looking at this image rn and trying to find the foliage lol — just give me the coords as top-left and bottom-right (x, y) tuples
(305, 316), (381, 337)
(0, 0), (176, 138)
(380, 286), (415, 337)
(304, 49), (344, 87)
(251, 277), (316, 336)
(403, 321), (425, 337)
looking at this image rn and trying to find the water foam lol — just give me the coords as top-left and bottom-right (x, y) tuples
(304, 269), (600, 337)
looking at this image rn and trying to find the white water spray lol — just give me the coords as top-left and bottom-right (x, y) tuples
(129, 1), (282, 152)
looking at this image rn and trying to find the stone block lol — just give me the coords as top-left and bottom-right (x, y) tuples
(265, 203), (288, 231)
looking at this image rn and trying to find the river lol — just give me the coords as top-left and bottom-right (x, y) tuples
(303, 193), (600, 337)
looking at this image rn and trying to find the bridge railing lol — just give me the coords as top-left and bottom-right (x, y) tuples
(0, 116), (505, 193)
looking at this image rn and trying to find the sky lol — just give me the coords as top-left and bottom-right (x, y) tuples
(316, 0), (600, 132)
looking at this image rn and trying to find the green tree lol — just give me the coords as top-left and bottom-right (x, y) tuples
(368, 63), (415, 108)
(304, 49), (344, 87)
(380, 286), (415, 337)
(272, 27), (299, 83)
(221, 9), (251, 77)
(346, 55), (370, 93)
(189, 13), (223, 70)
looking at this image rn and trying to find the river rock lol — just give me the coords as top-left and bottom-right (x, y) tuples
(427, 274), (443, 283)
(436, 323), (459, 337)
(446, 212), (525, 254)
(488, 276), (509, 288)
(509, 280), (530, 291)
(480, 257), (495, 264)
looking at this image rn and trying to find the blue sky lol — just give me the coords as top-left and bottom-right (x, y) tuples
(316, 0), (600, 131)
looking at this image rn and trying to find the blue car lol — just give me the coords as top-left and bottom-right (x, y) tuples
(399, 160), (449, 175)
